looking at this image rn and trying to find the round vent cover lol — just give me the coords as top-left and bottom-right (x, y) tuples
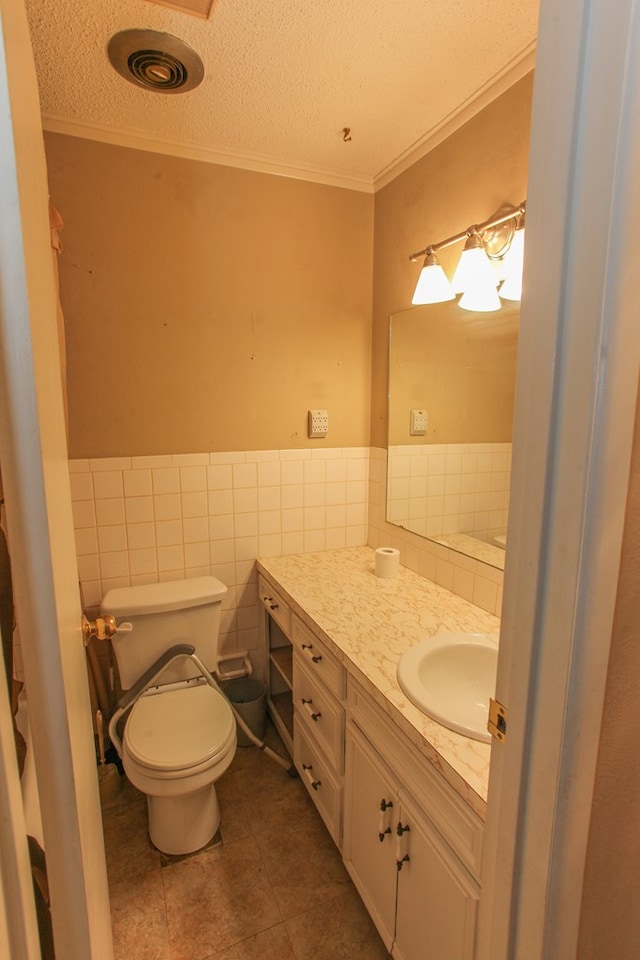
(107, 29), (204, 94)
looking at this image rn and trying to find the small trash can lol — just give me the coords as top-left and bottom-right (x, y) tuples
(225, 677), (267, 746)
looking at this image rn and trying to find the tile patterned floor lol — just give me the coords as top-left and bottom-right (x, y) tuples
(102, 721), (390, 960)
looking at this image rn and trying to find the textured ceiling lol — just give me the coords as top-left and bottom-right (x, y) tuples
(25, 0), (539, 190)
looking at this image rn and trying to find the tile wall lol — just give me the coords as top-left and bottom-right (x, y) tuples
(368, 448), (504, 618)
(70, 448), (370, 662)
(69, 444), (504, 678)
(387, 442), (511, 543)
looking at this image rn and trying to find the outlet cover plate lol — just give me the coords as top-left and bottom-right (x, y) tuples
(308, 409), (329, 438)
(410, 409), (428, 435)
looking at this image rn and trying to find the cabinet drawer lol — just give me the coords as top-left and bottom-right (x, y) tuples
(293, 654), (345, 772)
(292, 616), (346, 700)
(258, 575), (291, 637)
(294, 718), (343, 848)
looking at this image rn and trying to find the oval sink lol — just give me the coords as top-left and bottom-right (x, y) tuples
(397, 632), (498, 742)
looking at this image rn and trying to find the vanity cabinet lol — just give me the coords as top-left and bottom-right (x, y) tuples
(292, 616), (346, 847)
(344, 680), (482, 960)
(259, 575), (293, 755)
(258, 556), (488, 960)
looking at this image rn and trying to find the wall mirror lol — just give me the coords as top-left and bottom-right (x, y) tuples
(386, 301), (519, 570)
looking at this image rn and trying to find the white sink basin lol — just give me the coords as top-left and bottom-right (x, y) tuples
(397, 632), (499, 742)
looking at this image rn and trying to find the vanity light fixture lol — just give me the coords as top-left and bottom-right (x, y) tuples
(409, 201), (526, 311)
(498, 215), (526, 301)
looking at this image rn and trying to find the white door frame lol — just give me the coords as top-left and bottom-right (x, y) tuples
(0, 0), (113, 956)
(479, 0), (640, 956)
(0, 634), (41, 958)
(2, 0), (638, 956)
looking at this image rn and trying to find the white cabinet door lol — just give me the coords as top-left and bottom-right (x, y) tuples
(343, 725), (398, 950)
(394, 790), (479, 960)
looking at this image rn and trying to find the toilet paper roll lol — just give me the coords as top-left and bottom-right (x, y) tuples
(375, 546), (400, 578)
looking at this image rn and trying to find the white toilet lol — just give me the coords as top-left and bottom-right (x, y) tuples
(101, 576), (237, 856)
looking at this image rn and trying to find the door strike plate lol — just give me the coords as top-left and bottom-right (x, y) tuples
(488, 698), (508, 743)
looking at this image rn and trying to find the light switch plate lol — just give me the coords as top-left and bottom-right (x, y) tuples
(410, 409), (428, 435)
(308, 409), (329, 438)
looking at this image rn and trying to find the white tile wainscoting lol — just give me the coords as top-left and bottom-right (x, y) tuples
(368, 448), (504, 619)
(386, 442), (511, 545)
(68, 446), (504, 670)
(70, 448), (370, 662)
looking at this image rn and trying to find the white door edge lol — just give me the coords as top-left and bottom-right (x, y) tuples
(479, 0), (640, 957)
(0, 1), (113, 957)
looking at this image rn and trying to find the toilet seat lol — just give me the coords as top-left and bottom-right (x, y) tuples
(124, 683), (236, 774)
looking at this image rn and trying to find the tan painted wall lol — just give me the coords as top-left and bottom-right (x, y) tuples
(577, 385), (640, 959)
(44, 134), (373, 459)
(388, 301), (518, 445)
(371, 73), (533, 448)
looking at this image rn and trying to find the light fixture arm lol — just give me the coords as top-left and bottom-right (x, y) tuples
(409, 200), (526, 263)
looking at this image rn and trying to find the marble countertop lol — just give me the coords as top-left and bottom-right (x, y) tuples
(257, 546), (499, 819)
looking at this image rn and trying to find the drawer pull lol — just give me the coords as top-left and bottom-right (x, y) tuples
(262, 595), (279, 610)
(302, 642), (323, 664)
(301, 698), (322, 722)
(302, 763), (321, 791)
(378, 798), (394, 842)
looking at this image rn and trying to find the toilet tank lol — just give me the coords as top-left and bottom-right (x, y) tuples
(101, 576), (227, 690)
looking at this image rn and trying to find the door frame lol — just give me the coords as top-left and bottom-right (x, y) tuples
(0, 0), (113, 956)
(479, 0), (640, 956)
(2, 0), (639, 957)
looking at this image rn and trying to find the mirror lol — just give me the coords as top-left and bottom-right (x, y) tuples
(387, 301), (519, 570)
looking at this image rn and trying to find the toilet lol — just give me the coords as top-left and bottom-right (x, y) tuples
(101, 576), (236, 856)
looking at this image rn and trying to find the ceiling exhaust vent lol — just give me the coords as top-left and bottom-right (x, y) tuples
(144, 0), (216, 19)
(108, 30), (204, 94)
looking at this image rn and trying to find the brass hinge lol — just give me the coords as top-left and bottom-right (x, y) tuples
(488, 698), (508, 743)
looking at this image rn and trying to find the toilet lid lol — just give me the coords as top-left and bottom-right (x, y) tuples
(124, 683), (235, 772)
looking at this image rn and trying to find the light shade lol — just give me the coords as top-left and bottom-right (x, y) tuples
(451, 235), (498, 295)
(499, 226), (525, 301)
(458, 282), (502, 312)
(412, 251), (455, 305)
(451, 232), (501, 312)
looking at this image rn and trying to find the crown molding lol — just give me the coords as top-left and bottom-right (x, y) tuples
(40, 115), (376, 193)
(41, 48), (536, 196)
(373, 43), (537, 191)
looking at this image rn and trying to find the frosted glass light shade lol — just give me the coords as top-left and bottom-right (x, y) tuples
(451, 244), (498, 295)
(499, 227), (525, 301)
(412, 254), (455, 305)
(458, 282), (502, 312)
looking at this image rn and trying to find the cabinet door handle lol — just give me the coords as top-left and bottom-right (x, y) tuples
(302, 763), (321, 791)
(378, 798), (394, 841)
(396, 821), (411, 871)
(301, 698), (322, 722)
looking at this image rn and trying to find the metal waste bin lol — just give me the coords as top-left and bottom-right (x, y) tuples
(225, 677), (267, 746)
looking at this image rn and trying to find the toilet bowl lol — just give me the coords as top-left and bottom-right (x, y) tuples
(121, 683), (236, 855)
(102, 576), (236, 856)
